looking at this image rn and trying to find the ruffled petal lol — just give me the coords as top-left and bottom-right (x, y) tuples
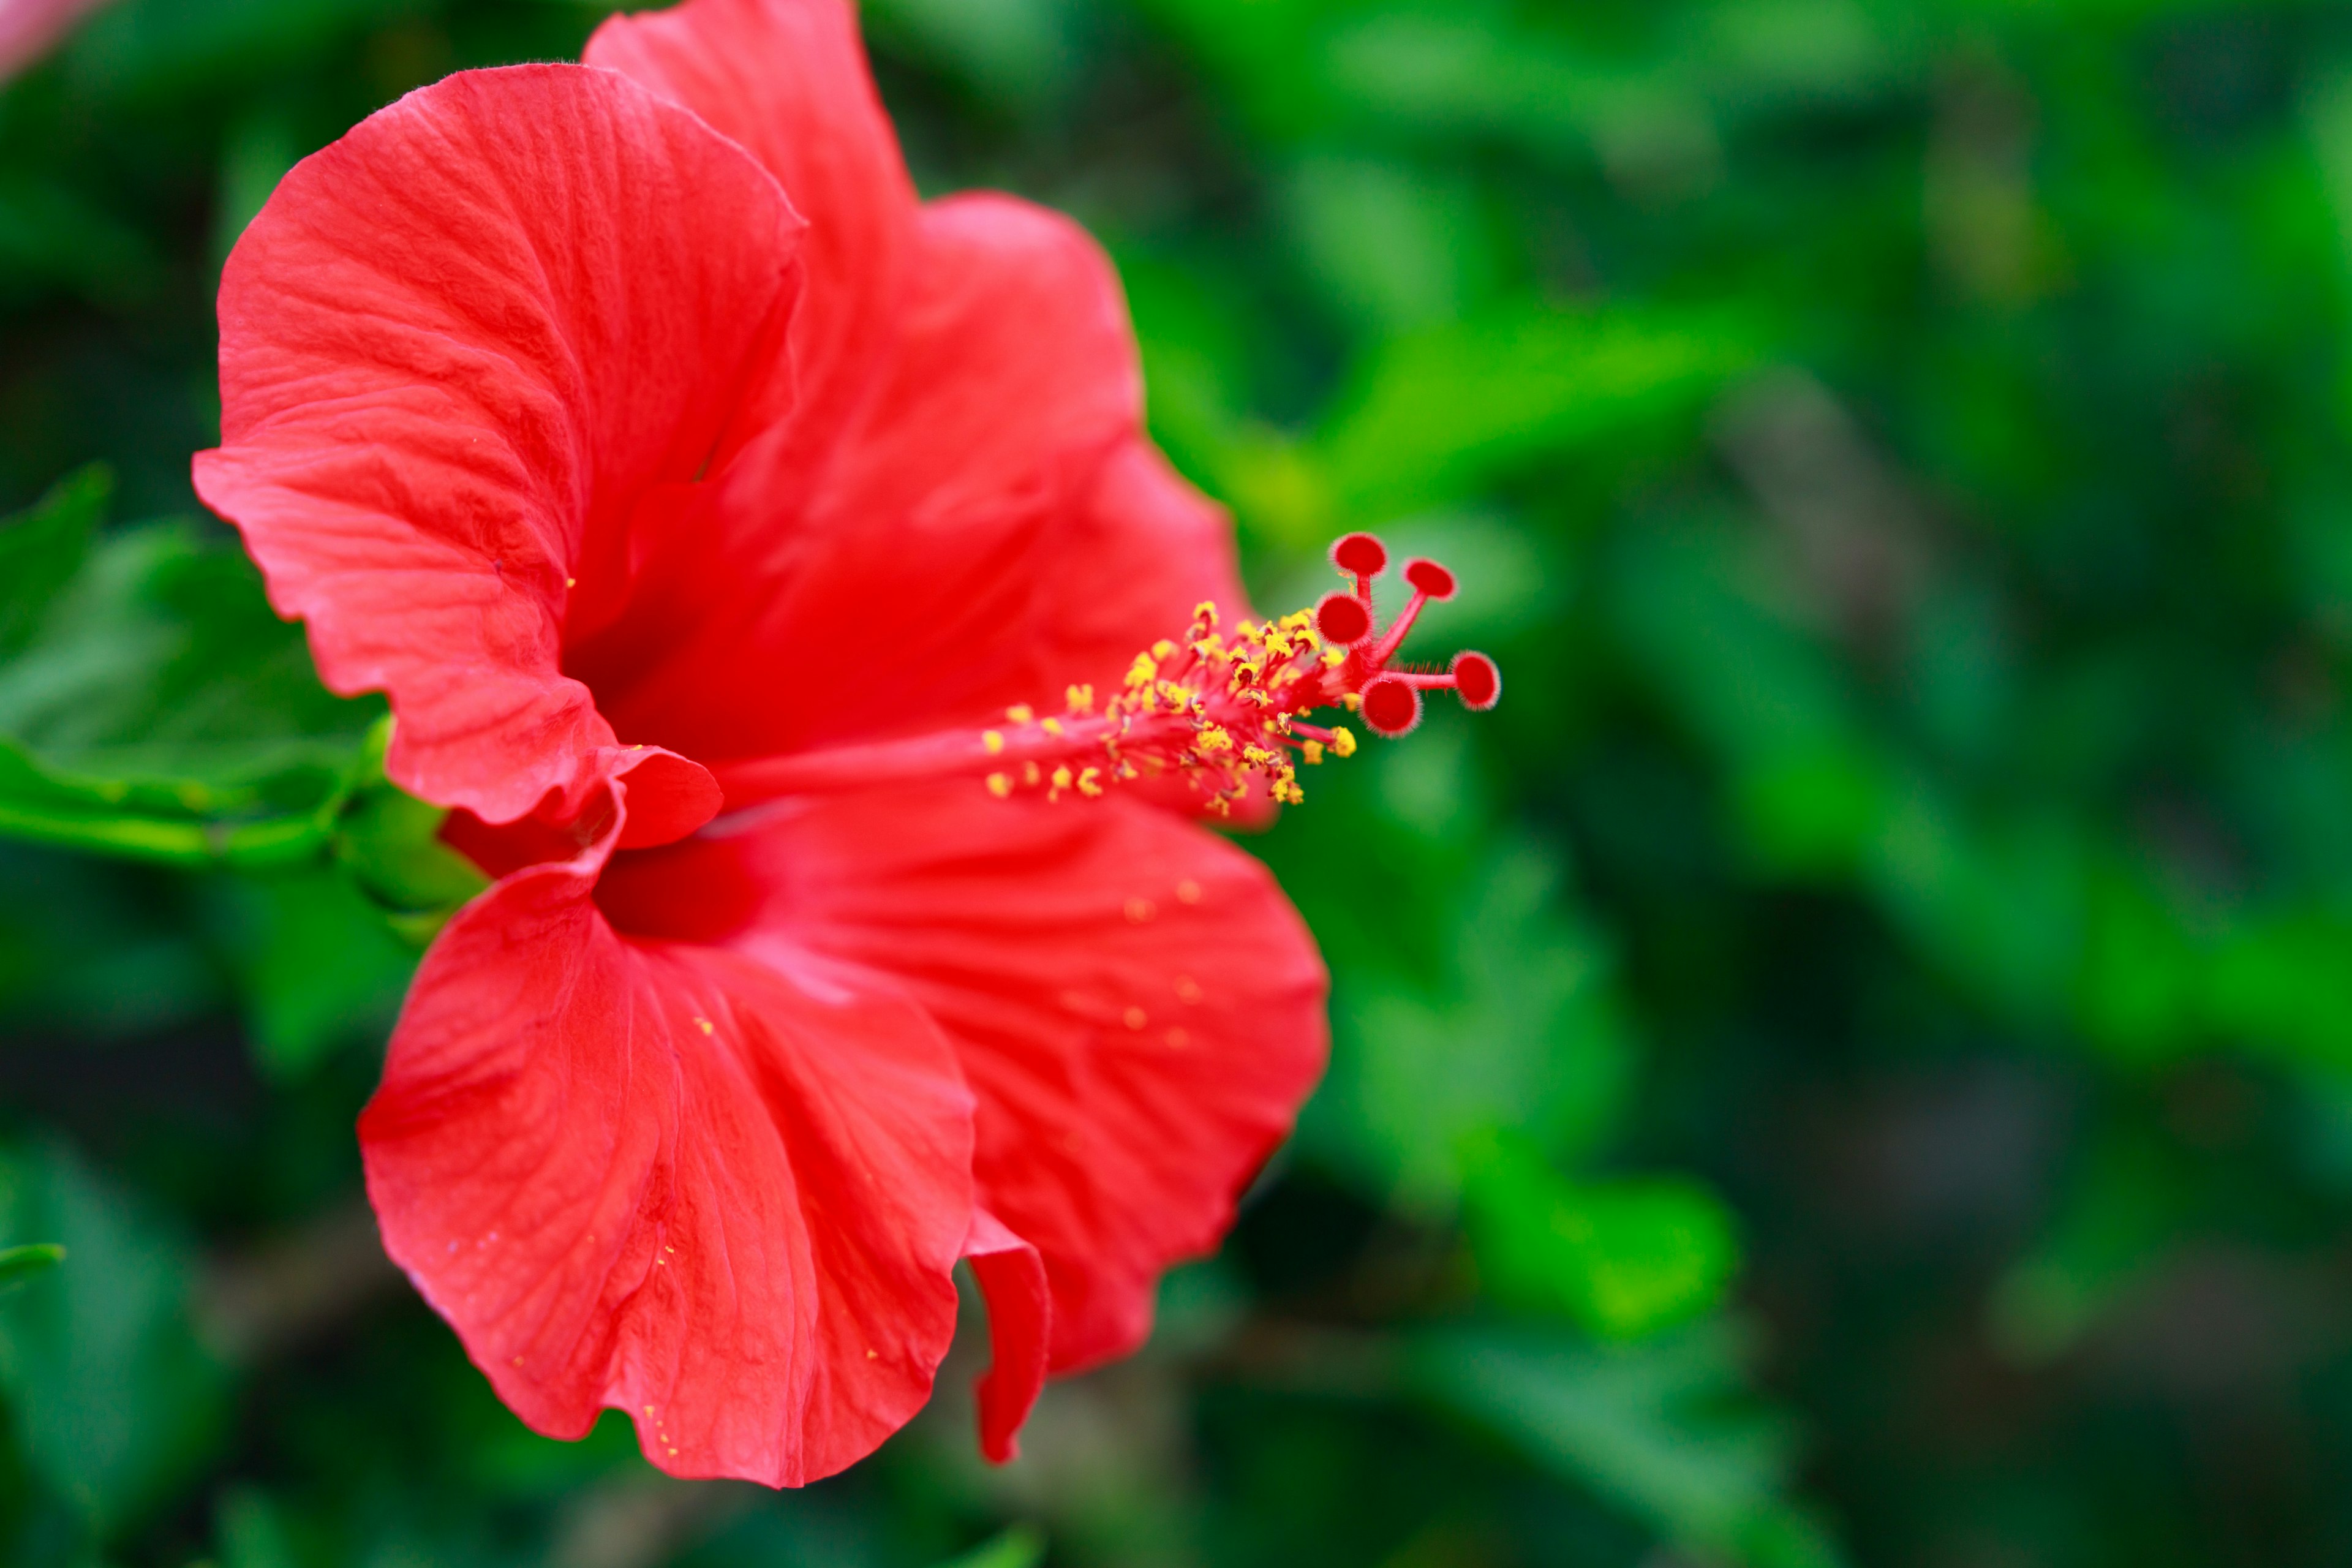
(192, 63), (804, 823)
(654, 785), (1327, 1374)
(585, 0), (914, 437)
(577, 199), (1247, 771)
(963, 1209), (1049, 1464)
(362, 769), (974, 1487)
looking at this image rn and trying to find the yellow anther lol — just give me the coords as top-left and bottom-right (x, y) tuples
(1078, 766), (1103, 797)
(1342, 692), (1363, 711)
(1042, 717), (1065, 736)
(1330, 726), (1358, 758)
(1322, 647), (1347, 668)
(1007, 703), (1035, 723)
(984, 729), (1005, 755)
(1126, 652), (1159, 688)
(1282, 609), (1313, 632)
(1066, 684), (1095, 712)
(1152, 638), (1177, 660)
(1193, 600), (1220, 626)
(1303, 740), (1326, 766)
(1197, 725), (1234, 754)
(1050, 765), (1074, 797)
(986, 772), (1012, 798)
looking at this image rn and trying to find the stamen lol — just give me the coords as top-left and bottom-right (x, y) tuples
(705, 532), (1494, 813)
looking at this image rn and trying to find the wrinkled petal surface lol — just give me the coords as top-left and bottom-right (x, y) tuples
(586, 0), (913, 440)
(606, 786), (1328, 1374)
(363, 771), (974, 1487)
(194, 63), (804, 823)
(571, 194), (1242, 771)
(963, 1208), (1049, 1463)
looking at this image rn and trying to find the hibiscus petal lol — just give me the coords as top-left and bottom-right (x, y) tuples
(678, 786), (1329, 1374)
(192, 64), (805, 824)
(963, 1209), (1049, 1464)
(586, 0), (914, 436)
(363, 772), (974, 1487)
(582, 202), (1248, 773)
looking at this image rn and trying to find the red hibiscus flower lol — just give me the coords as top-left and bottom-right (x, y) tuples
(192, 0), (1495, 1487)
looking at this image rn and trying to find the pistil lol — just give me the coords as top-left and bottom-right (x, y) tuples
(710, 532), (1498, 814)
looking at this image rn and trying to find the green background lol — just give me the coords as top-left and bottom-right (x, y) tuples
(4, 0), (2350, 1563)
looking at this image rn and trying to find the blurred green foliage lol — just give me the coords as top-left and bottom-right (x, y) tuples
(7, 0), (2352, 1564)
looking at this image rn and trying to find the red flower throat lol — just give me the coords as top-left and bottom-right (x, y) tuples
(713, 530), (1502, 813)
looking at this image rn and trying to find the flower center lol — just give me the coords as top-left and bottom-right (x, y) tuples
(708, 531), (1499, 813)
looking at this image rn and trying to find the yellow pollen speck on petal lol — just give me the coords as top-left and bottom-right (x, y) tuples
(1050, 765), (1074, 799)
(1175, 974), (1204, 1003)
(1078, 766), (1103, 797)
(1166, 1027), (1191, 1049)
(1042, 717), (1065, 736)
(1176, 879), (1204, 905)
(1023, 762), (1042, 786)
(1007, 704), (1035, 723)
(986, 772), (1012, 799)
(668, 1447), (679, 1457)
(1330, 726), (1358, 758)
(644, 1406), (656, 1416)
(1303, 740), (1326, 765)
(1123, 1006), (1148, 1030)
(513, 1356), (524, 1366)
(1125, 898), (1156, 924)
(984, 729), (1005, 755)
(693, 1017), (713, 1035)
(565, 576), (576, 588)
(866, 1349), (877, 1360)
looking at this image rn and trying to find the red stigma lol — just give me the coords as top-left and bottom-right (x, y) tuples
(1452, 651), (1500, 710)
(1316, 591), (1373, 645)
(1360, 675), (1422, 737)
(1331, 533), (1387, 578)
(720, 534), (1500, 809)
(1403, 559), (1456, 599)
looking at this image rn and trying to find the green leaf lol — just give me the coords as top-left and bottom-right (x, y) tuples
(0, 492), (379, 870)
(932, 1525), (1047, 1568)
(202, 864), (418, 1080)
(0, 467), (104, 657)
(1321, 843), (1635, 1208)
(332, 722), (489, 924)
(0, 1140), (227, 1536)
(1315, 304), (1759, 519)
(1414, 1325), (1844, 1568)
(1463, 1134), (1740, 1340)
(0, 1243), (64, 1291)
